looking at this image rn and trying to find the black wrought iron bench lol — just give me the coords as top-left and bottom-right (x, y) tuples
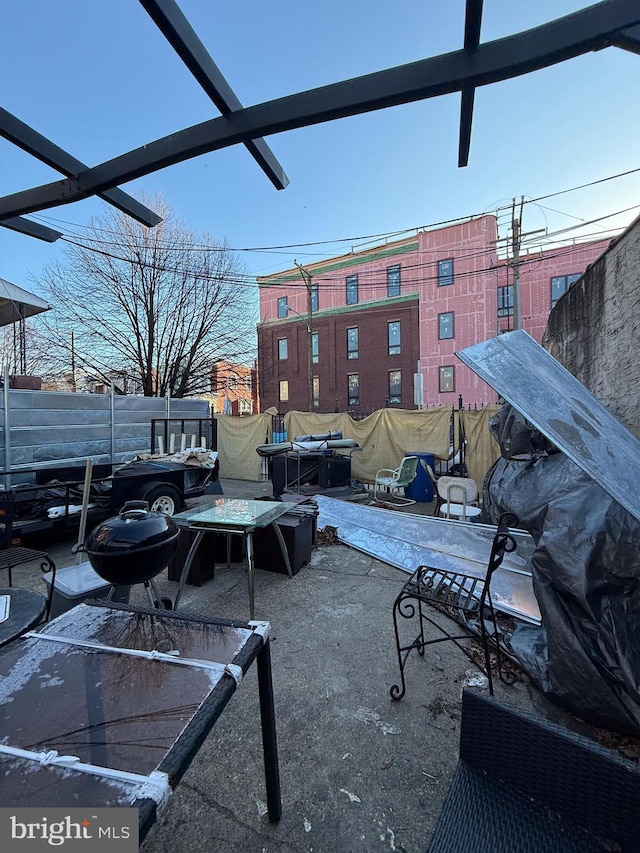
(428, 689), (640, 852)
(390, 513), (518, 700)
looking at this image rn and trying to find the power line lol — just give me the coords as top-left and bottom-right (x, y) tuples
(57, 234), (615, 299)
(527, 166), (640, 204)
(57, 202), (628, 288)
(30, 163), (640, 255)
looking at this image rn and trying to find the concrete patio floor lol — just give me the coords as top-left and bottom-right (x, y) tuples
(11, 478), (640, 852)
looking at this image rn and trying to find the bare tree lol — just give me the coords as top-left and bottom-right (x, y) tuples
(33, 194), (256, 396)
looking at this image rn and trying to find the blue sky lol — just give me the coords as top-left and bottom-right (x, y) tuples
(1, 0), (639, 294)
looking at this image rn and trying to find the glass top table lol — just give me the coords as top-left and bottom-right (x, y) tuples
(0, 600), (281, 843)
(172, 499), (292, 617)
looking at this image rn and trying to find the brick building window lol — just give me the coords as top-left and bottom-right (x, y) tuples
(278, 338), (288, 360)
(388, 370), (401, 404)
(277, 296), (288, 318)
(313, 376), (320, 408)
(311, 284), (319, 312)
(347, 327), (359, 359)
(346, 274), (359, 305)
(497, 285), (514, 316)
(551, 273), (582, 308)
(438, 312), (454, 340)
(348, 374), (360, 406)
(312, 332), (319, 364)
(279, 380), (289, 402)
(439, 366), (455, 393)
(388, 321), (401, 355)
(387, 265), (401, 297)
(438, 258), (454, 286)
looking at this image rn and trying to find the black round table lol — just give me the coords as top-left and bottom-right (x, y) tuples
(0, 588), (47, 647)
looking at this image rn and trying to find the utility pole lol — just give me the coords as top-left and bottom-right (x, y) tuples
(294, 260), (313, 412)
(493, 201), (546, 334)
(507, 198), (546, 332)
(510, 196), (524, 331)
(71, 330), (77, 392)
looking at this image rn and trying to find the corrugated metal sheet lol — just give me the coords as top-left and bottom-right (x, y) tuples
(1, 390), (208, 477)
(315, 496), (541, 624)
(456, 330), (640, 523)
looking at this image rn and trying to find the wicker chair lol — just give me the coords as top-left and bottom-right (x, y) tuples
(428, 689), (640, 852)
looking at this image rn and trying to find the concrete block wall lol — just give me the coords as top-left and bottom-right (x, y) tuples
(543, 215), (640, 439)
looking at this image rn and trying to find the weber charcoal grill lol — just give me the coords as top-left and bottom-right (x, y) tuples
(84, 501), (180, 609)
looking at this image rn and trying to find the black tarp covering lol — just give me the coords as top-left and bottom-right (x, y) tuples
(483, 405), (640, 733)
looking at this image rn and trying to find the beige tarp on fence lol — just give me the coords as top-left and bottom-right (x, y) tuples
(214, 405), (502, 489)
(461, 405), (501, 490)
(286, 408), (452, 483)
(215, 412), (271, 480)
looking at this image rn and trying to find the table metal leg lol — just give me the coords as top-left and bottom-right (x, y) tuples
(246, 531), (255, 620)
(256, 638), (281, 823)
(270, 520), (293, 578)
(174, 529), (206, 610)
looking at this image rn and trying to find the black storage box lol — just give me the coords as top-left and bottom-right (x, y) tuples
(318, 454), (351, 488)
(168, 528), (243, 586)
(253, 512), (315, 575)
(270, 453), (319, 497)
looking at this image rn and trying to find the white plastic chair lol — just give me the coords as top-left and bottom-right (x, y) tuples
(437, 476), (482, 521)
(373, 456), (419, 506)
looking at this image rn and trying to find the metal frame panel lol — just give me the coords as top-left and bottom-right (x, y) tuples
(0, 107), (161, 228)
(611, 22), (640, 53)
(0, 0), (638, 220)
(0, 215), (61, 243)
(458, 0), (484, 167)
(139, 0), (288, 190)
(455, 330), (640, 523)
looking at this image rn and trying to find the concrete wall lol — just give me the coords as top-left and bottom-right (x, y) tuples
(0, 390), (209, 477)
(542, 215), (640, 439)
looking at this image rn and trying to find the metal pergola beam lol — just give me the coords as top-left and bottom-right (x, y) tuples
(0, 0), (638, 221)
(139, 0), (289, 190)
(0, 107), (161, 227)
(459, 0), (484, 168)
(612, 23), (640, 54)
(0, 216), (62, 242)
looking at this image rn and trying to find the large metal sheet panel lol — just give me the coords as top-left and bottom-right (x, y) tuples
(456, 330), (640, 523)
(315, 496), (541, 624)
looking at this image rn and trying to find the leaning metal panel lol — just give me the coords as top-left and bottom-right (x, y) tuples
(315, 496), (540, 624)
(456, 329), (640, 524)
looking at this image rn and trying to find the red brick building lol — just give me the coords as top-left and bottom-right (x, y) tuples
(257, 215), (610, 412)
(208, 360), (257, 415)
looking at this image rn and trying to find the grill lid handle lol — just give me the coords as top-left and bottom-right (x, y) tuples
(119, 500), (150, 520)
